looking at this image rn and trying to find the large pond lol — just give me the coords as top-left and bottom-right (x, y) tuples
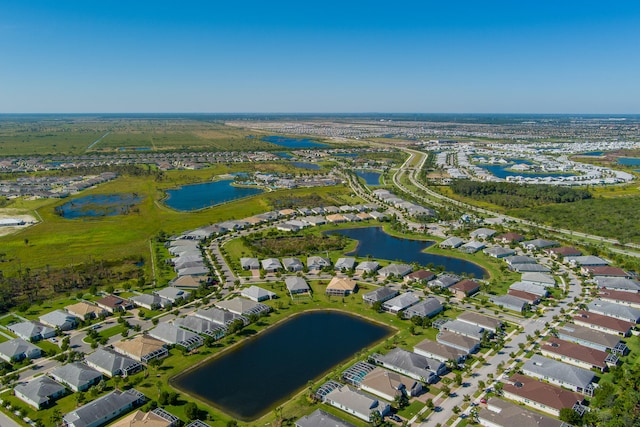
(328, 227), (487, 278)
(173, 311), (391, 421)
(480, 164), (576, 179)
(356, 170), (381, 186)
(262, 135), (326, 148)
(618, 157), (640, 166)
(55, 193), (142, 218)
(164, 180), (263, 211)
(291, 161), (321, 170)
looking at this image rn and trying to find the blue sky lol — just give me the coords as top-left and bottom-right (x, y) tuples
(1, 1), (639, 113)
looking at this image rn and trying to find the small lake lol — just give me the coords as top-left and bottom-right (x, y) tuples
(618, 157), (640, 166)
(164, 180), (263, 211)
(328, 227), (486, 278)
(173, 311), (391, 420)
(56, 194), (142, 218)
(356, 170), (381, 186)
(480, 164), (576, 179)
(580, 151), (604, 156)
(334, 153), (359, 158)
(262, 135), (326, 149)
(291, 162), (321, 170)
(276, 152), (293, 159)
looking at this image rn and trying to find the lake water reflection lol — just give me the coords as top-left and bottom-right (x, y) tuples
(172, 311), (392, 420)
(164, 180), (263, 211)
(329, 227), (486, 278)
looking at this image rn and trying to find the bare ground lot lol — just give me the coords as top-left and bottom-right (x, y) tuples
(0, 209), (38, 237)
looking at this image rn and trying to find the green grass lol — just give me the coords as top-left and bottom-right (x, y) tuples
(397, 400), (425, 419)
(0, 315), (22, 327)
(21, 298), (81, 320)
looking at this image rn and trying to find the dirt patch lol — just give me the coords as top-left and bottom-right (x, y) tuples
(0, 209), (39, 237)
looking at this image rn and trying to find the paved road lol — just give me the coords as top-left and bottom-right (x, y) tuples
(0, 409), (21, 427)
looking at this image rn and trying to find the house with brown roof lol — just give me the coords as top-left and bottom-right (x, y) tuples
(113, 335), (168, 363)
(573, 310), (634, 336)
(501, 373), (584, 417)
(479, 397), (564, 427)
(494, 232), (524, 244)
(109, 409), (176, 427)
(325, 214), (347, 224)
(545, 246), (582, 258)
(405, 270), (436, 284)
(540, 337), (616, 372)
(96, 295), (132, 313)
(359, 367), (422, 401)
(583, 266), (631, 278)
(450, 279), (481, 299)
(65, 302), (106, 321)
(507, 289), (541, 305)
(598, 289), (640, 309)
(326, 277), (358, 296)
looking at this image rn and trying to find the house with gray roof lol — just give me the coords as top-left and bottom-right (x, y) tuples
(303, 216), (326, 226)
(522, 355), (595, 394)
(521, 239), (559, 250)
(457, 312), (502, 333)
(595, 277), (640, 293)
(51, 362), (102, 392)
(440, 237), (464, 248)
(214, 297), (271, 317)
(483, 246), (516, 259)
(240, 257), (260, 270)
(241, 285), (276, 302)
(355, 261), (380, 274)
(478, 397), (564, 427)
(296, 409), (356, 427)
(63, 388), (144, 427)
(459, 241), (486, 254)
(307, 256), (331, 270)
(490, 295), (529, 313)
(362, 287), (399, 305)
(130, 294), (169, 310)
(39, 309), (79, 331)
(177, 266), (209, 277)
(429, 274), (460, 289)
(174, 316), (226, 340)
(470, 228), (496, 240)
(587, 299), (640, 323)
(0, 338), (41, 362)
(521, 272), (556, 287)
(85, 347), (142, 378)
(323, 384), (390, 422)
(8, 321), (55, 342)
(565, 255), (609, 267)
(557, 324), (625, 353)
(15, 376), (66, 409)
(261, 258), (282, 272)
(335, 257), (356, 271)
(504, 255), (537, 266)
(282, 257), (304, 272)
(439, 319), (486, 340)
(509, 281), (549, 297)
(370, 348), (444, 383)
(413, 339), (467, 364)
(511, 263), (551, 273)
(378, 264), (412, 278)
(154, 287), (191, 304)
(436, 331), (480, 354)
(382, 292), (420, 314)
(194, 307), (248, 327)
(285, 276), (311, 296)
(403, 298), (443, 319)
(149, 323), (203, 351)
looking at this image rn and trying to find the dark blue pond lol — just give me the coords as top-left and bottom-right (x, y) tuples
(481, 164), (576, 179)
(335, 153), (359, 158)
(329, 227), (486, 278)
(291, 162), (321, 170)
(618, 157), (640, 166)
(580, 151), (604, 156)
(173, 311), (391, 420)
(276, 152), (293, 159)
(56, 194), (142, 218)
(262, 135), (326, 148)
(164, 180), (263, 211)
(356, 170), (381, 186)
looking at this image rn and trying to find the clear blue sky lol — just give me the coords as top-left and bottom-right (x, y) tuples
(1, 0), (639, 113)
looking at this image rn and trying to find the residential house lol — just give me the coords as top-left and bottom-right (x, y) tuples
(429, 274), (460, 289)
(522, 355), (595, 394)
(405, 270), (436, 283)
(130, 294), (169, 310)
(50, 362), (103, 392)
(403, 298), (443, 319)
(109, 409), (177, 427)
(96, 295), (132, 314)
(459, 241), (486, 254)
(573, 310), (634, 336)
(595, 277), (640, 293)
(508, 281), (549, 297)
(483, 246), (516, 259)
(470, 228), (496, 240)
(521, 272), (555, 287)
(286, 276), (311, 296)
(436, 331), (480, 354)
(478, 397), (565, 427)
(113, 335), (168, 363)
(510, 263), (551, 273)
(39, 310), (79, 331)
(307, 256), (331, 270)
(598, 289), (640, 309)
(7, 321), (55, 342)
(565, 255), (609, 267)
(240, 285), (276, 302)
(378, 264), (412, 278)
(504, 256), (537, 266)
(334, 257), (356, 271)
(174, 316), (226, 340)
(490, 295), (529, 313)
(494, 232), (524, 244)
(14, 376), (66, 409)
(545, 246), (582, 258)
(360, 367), (422, 401)
(296, 409), (356, 427)
(282, 257), (304, 272)
(171, 275), (205, 289)
(214, 297), (271, 317)
(507, 289), (541, 305)
(583, 266), (631, 278)
(382, 293), (420, 314)
(323, 384), (390, 422)
(521, 239), (558, 251)
(85, 348), (142, 377)
(325, 277), (358, 296)
(149, 323), (203, 351)
(502, 373), (584, 417)
(450, 279), (481, 299)
(194, 307), (249, 327)
(65, 302), (106, 321)
(0, 338), (41, 362)
(355, 261), (380, 274)
(413, 339), (466, 364)
(261, 258), (282, 273)
(240, 257), (260, 270)
(587, 299), (640, 323)
(457, 312), (502, 333)
(370, 348), (445, 383)
(557, 324), (626, 354)
(62, 389), (145, 427)
(439, 320), (486, 340)
(362, 287), (399, 305)
(440, 237), (464, 249)
(540, 338), (616, 372)
(154, 287), (191, 304)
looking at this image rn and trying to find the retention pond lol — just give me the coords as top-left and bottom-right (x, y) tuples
(172, 310), (392, 420)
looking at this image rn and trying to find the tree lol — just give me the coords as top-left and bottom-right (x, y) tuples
(425, 398), (435, 411)
(184, 402), (199, 420)
(440, 385), (451, 397)
(559, 408), (583, 425)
